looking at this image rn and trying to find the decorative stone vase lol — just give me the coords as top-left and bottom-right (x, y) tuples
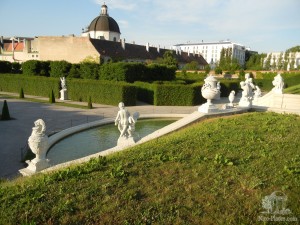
(198, 75), (220, 113)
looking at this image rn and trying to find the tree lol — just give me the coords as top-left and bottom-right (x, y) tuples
(162, 51), (178, 68)
(1, 100), (11, 120)
(183, 61), (199, 70)
(204, 65), (211, 74)
(264, 54), (272, 70)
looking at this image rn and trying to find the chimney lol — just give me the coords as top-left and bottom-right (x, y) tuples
(146, 42), (149, 52)
(121, 38), (126, 50)
(157, 45), (160, 53)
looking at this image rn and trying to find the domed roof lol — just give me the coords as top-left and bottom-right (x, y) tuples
(88, 4), (120, 33)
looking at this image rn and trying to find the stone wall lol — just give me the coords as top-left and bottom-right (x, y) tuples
(38, 36), (100, 63)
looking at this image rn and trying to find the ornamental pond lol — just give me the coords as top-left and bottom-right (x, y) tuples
(46, 118), (177, 166)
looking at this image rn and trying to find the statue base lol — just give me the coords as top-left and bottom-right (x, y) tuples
(238, 99), (252, 108)
(19, 158), (50, 176)
(117, 136), (139, 147)
(198, 103), (219, 113)
(60, 89), (68, 100)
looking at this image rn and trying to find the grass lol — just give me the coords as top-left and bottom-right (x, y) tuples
(284, 84), (300, 94)
(0, 112), (300, 224)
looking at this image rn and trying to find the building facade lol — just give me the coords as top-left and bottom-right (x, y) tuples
(263, 52), (300, 70)
(172, 41), (246, 68)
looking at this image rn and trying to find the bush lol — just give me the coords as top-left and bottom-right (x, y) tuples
(80, 63), (99, 79)
(0, 61), (12, 73)
(21, 60), (40, 75)
(135, 82), (154, 104)
(1, 100), (11, 120)
(153, 83), (205, 106)
(50, 60), (71, 77)
(0, 75), (60, 98)
(99, 62), (176, 82)
(19, 88), (24, 98)
(40, 61), (51, 77)
(68, 79), (136, 106)
(11, 62), (21, 74)
(68, 64), (81, 79)
(215, 67), (222, 75)
(49, 90), (55, 103)
(219, 80), (240, 97)
(87, 96), (93, 109)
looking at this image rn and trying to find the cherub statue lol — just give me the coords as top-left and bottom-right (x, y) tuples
(115, 102), (130, 138)
(60, 77), (67, 90)
(272, 73), (284, 94)
(128, 112), (139, 137)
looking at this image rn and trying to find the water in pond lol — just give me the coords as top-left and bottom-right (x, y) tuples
(47, 118), (176, 165)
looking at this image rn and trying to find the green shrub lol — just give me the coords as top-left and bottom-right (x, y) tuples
(21, 60), (40, 75)
(88, 96), (93, 109)
(68, 64), (81, 78)
(19, 88), (24, 98)
(135, 81), (154, 104)
(0, 75), (60, 98)
(11, 62), (21, 74)
(50, 60), (71, 77)
(0, 61), (12, 73)
(215, 67), (222, 75)
(219, 80), (240, 97)
(1, 100), (11, 120)
(39, 61), (51, 77)
(68, 79), (136, 106)
(154, 83), (205, 106)
(49, 90), (55, 103)
(80, 62), (99, 79)
(145, 64), (176, 81)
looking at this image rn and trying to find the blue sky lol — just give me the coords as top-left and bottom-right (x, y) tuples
(1, 0), (299, 53)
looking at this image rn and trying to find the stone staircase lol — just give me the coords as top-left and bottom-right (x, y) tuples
(253, 92), (300, 114)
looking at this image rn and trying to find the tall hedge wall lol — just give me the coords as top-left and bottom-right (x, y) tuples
(0, 75), (136, 106)
(68, 79), (136, 106)
(0, 74), (60, 97)
(134, 81), (154, 104)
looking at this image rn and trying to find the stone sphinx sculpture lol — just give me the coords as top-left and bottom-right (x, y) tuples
(60, 77), (68, 100)
(19, 119), (50, 176)
(115, 102), (139, 146)
(272, 73), (284, 94)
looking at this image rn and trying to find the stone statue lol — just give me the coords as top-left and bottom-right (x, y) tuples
(215, 81), (221, 100)
(272, 73), (284, 94)
(228, 90), (235, 107)
(115, 102), (139, 146)
(60, 77), (68, 100)
(239, 73), (255, 107)
(60, 77), (67, 90)
(20, 119), (50, 175)
(254, 85), (262, 99)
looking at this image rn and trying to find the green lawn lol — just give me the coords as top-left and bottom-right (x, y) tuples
(0, 112), (299, 224)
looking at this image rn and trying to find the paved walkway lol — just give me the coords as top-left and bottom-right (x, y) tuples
(1, 92), (211, 178)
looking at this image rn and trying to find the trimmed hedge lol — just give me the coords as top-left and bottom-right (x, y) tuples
(154, 83), (205, 106)
(135, 81), (154, 104)
(50, 60), (72, 77)
(0, 61), (12, 73)
(68, 79), (136, 106)
(219, 80), (240, 97)
(0, 74), (60, 97)
(0, 75), (136, 106)
(22, 60), (41, 76)
(99, 62), (176, 82)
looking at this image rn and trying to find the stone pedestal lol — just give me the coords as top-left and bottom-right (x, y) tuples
(117, 136), (139, 147)
(19, 159), (50, 176)
(60, 89), (68, 100)
(198, 102), (219, 113)
(238, 98), (252, 108)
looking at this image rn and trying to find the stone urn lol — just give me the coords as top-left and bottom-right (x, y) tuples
(198, 75), (220, 113)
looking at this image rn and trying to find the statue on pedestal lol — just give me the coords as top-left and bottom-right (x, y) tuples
(19, 119), (50, 176)
(60, 77), (68, 100)
(272, 73), (284, 94)
(115, 102), (139, 146)
(239, 73), (255, 107)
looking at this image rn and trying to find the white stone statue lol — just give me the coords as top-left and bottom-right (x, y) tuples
(254, 85), (262, 99)
(115, 102), (139, 146)
(239, 73), (255, 107)
(60, 77), (68, 100)
(215, 81), (221, 100)
(198, 75), (220, 113)
(228, 90), (235, 107)
(272, 73), (284, 94)
(20, 119), (50, 175)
